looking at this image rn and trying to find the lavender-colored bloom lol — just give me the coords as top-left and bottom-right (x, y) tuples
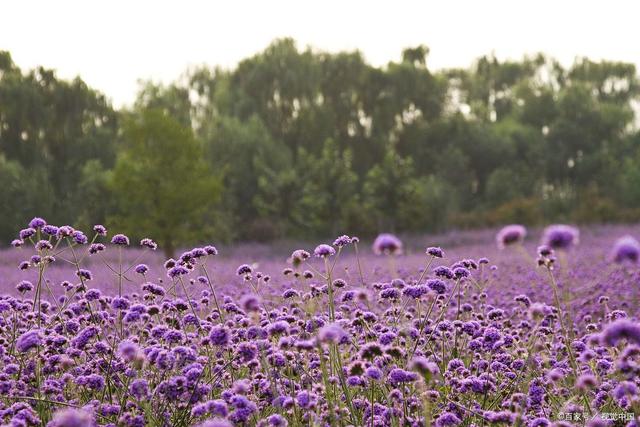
(313, 244), (336, 258)
(93, 224), (107, 235)
(611, 235), (640, 264)
(76, 269), (93, 281)
(137, 238), (157, 250)
(48, 408), (95, 427)
(57, 225), (75, 238)
(197, 419), (233, 427)
(541, 224), (579, 250)
(209, 326), (230, 346)
(111, 233), (130, 245)
(236, 264), (253, 276)
(426, 279), (447, 295)
(129, 379), (149, 399)
(72, 231), (88, 244)
(16, 280), (33, 293)
(453, 267), (470, 279)
(201, 245), (218, 255)
(601, 319), (640, 346)
(318, 323), (346, 344)
(372, 233), (403, 255)
(11, 238), (24, 247)
(43, 224), (59, 235)
(433, 266), (454, 279)
(29, 217), (47, 229)
(496, 224), (527, 249)
(36, 240), (53, 251)
(135, 264), (149, 274)
(426, 246), (444, 258)
(88, 243), (105, 254)
(266, 414), (288, 426)
(168, 265), (189, 278)
(19, 227), (36, 240)
(435, 412), (462, 426)
(333, 235), (352, 247)
(16, 329), (41, 352)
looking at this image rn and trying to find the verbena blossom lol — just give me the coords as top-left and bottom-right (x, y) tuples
(372, 233), (403, 255)
(495, 224), (526, 249)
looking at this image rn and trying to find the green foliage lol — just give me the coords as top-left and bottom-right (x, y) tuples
(109, 109), (222, 256)
(1, 41), (640, 245)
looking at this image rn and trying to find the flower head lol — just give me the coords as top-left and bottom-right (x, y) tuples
(496, 224), (527, 249)
(611, 235), (640, 264)
(601, 319), (640, 347)
(333, 235), (352, 247)
(16, 329), (41, 353)
(48, 408), (95, 427)
(426, 246), (444, 258)
(140, 238), (158, 250)
(372, 233), (403, 255)
(313, 244), (335, 258)
(111, 234), (130, 245)
(318, 323), (346, 344)
(541, 224), (579, 250)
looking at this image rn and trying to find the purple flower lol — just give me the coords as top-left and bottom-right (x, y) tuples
(372, 233), (403, 255)
(313, 244), (336, 258)
(434, 266), (454, 279)
(140, 238), (158, 250)
(19, 227), (36, 240)
(202, 245), (218, 255)
(333, 235), (352, 247)
(611, 235), (640, 264)
(16, 329), (41, 352)
(16, 280), (33, 293)
(72, 230), (88, 244)
(88, 243), (105, 254)
(76, 269), (93, 281)
(236, 264), (253, 276)
(168, 265), (189, 278)
(28, 217), (47, 229)
(290, 249), (310, 266)
(209, 326), (230, 346)
(48, 408), (95, 427)
(197, 419), (233, 427)
(93, 224), (107, 235)
(43, 224), (59, 235)
(601, 319), (640, 346)
(135, 264), (149, 275)
(111, 233), (130, 245)
(57, 225), (75, 238)
(426, 246), (444, 258)
(435, 412), (462, 426)
(541, 224), (579, 250)
(318, 323), (346, 344)
(496, 224), (527, 249)
(453, 267), (470, 279)
(129, 379), (149, 399)
(426, 279), (447, 294)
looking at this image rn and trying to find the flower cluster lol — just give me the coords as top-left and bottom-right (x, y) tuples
(0, 219), (639, 426)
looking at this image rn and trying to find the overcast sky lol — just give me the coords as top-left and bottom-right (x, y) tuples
(2, 0), (638, 107)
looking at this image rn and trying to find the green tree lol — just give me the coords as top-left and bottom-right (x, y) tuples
(109, 109), (222, 257)
(297, 139), (362, 236)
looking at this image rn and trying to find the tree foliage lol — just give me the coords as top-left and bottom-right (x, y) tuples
(1, 40), (640, 246)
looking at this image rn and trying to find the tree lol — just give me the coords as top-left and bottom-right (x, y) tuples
(297, 138), (362, 236)
(109, 109), (222, 257)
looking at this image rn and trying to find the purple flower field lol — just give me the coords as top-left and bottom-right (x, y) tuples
(1, 219), (640, 427)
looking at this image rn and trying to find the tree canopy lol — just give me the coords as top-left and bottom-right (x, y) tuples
(1, 40), (639, 246)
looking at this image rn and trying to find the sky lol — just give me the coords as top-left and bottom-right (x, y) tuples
(2, 0), (639, 107)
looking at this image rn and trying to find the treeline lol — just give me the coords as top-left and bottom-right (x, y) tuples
(1, 39), (640, 252)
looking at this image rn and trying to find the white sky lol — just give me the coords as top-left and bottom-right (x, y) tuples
(2, 0), (639, 108)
